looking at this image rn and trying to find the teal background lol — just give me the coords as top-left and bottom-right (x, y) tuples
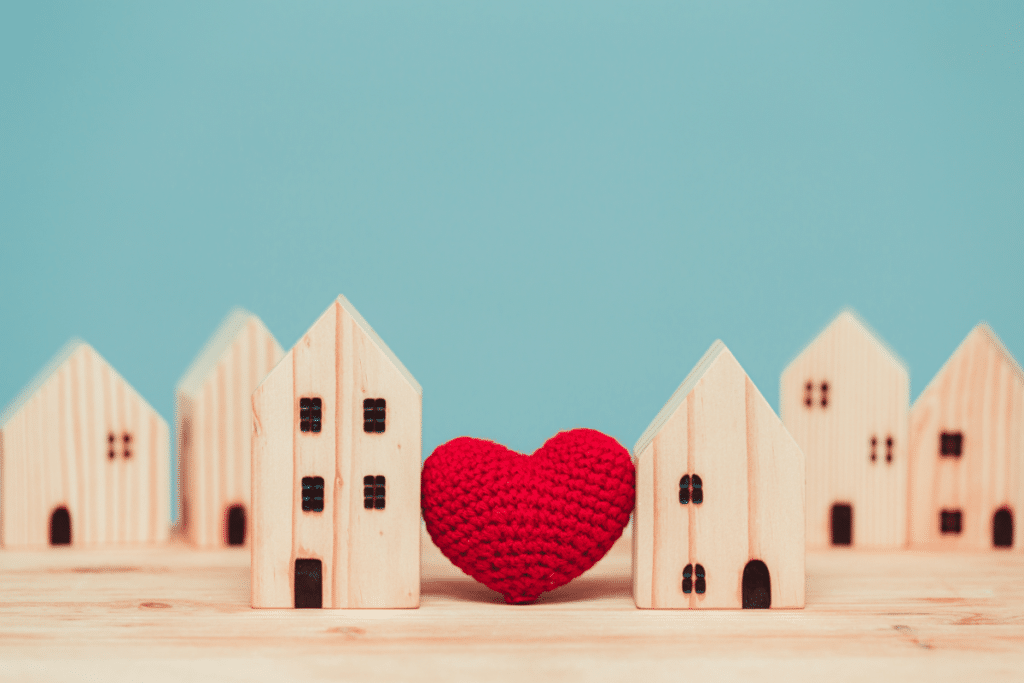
(1, 3), (1022, 522)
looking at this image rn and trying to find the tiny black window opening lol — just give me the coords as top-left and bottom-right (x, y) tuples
(363, 398), (386, 433)
(108, 432), (116, 459)
(301, 476), (325, 512)
(870, 436), (877, 463)
(804, 382), (813, 408)
(299, 398), (322, 433)
(694, 564), (706, 594)
(679, 475), (690, 504)
(691, 475), (703, 505)
(820, 382), (829, 408)
(682, 564), (693, 594)
(678, 474), (703, 505)
(364, 475), (385, 510)
(940, 432), (963, 458)
(940, 509), (963, 534)
(885, 436), (893, 464)
(993, 508), (1013, 548)
(122, 432), (132, 459)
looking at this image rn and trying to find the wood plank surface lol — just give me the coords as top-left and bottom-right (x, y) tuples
(1, 529), (1021, 682)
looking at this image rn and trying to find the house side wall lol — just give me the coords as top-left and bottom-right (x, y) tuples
(182, 318), (283, 547)
(909, 332), (1024, 551)
(631, 445), (654, 608)
(251, 350), (296, 607)
(338, 305), (421, 608)
(648, 398), (690, 609)
(1, 345), (168, 548)
(781, 317), (909, 549)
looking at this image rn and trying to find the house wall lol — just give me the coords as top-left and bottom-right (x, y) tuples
(908, 327), (1024, 551)
(781, 314), (909, 549)
(633, 348), (804, 609)
(0, 345), (169, 547)
(178, 318), (283, 547)
(252, 299), (421, 608)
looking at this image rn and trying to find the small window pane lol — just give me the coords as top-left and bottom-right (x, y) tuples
(301, 476), (325, 512)
(940, 432), (963, 457)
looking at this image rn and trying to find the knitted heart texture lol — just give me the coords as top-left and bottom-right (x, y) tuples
(421, 428), (635, 605)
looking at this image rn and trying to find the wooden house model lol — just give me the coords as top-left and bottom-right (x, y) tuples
(908, 324), (1023, 551)
(251, 295), (422, 609)
(780, 310), (909, 549)
(176, 309), (284, 548)
(0, 340), (170, 547)
(632, 341), (804, 610)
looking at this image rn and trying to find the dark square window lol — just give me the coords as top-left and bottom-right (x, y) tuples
(299, 398), (322, 433)
(940, 509), (962, 534)
(363, 475), (385, 510)
(940, 432), (963, 458)
(363, 398), (386, 433)
(302, 476), (325, 512)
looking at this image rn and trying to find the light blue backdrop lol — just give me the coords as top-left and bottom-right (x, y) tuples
(2, 2), (1022, 522)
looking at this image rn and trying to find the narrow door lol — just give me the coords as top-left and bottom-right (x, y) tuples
(294, 559), (323, 608)
(741, 560), (771, 609)
(50, 507), (72, 546)
(993, 508), (1013, 548)
(226, 505), (246, 546)
(831, 503), (852, 546)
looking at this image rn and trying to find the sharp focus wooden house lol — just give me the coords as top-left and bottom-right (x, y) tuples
(0, 340), (170, 548)
(176, 309), (284, 548)
(908, 324), (1024, 551)
(251, 295), (422, 609)
(780, 310), (910, 549)
(633, 341), (805, 610)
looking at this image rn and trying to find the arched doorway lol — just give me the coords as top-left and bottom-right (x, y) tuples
(50, 507), (72, 546)
(993, 508), (1013, 548)
(831, 503), (852, 546)
(742, 560), (771, 609)
(226, 505), (246, 546)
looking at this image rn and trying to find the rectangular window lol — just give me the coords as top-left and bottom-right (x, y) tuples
(301, 476), (325, 512)
(300, 398), (322, 433)
(363, 398), (386, 433)
(940, 509), (962, 534)
(940, 432), (963, 457)
(363, 475), (385, 510)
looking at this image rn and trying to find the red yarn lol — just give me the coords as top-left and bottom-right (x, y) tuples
(421, 428), (635, 605)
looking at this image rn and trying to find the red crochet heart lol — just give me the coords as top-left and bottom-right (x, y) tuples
(421, 428), (635, 605)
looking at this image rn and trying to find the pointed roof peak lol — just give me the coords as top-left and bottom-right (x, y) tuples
(1, 339), (93, 427)
(336, 295), (422, 397)
(914, 322), (1024, 406)
(177, 308), (277, 397)
(787, 307), (907, 374)
(633, 340), (732, 458)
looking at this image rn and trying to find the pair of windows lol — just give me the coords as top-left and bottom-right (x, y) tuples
(870, 436), (894, 463)
(107, 432), (132, 459)
(298, 397), (388, 434)
(940, 432), (963, 458)
(682, 564), (706, 594)
(300, 475), (387, 512)
(679, 475), (704, 505)
(803, 381), (829, 408)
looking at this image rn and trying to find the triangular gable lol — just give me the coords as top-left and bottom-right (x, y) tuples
(913, 323), (1024, 408)
(784, 308), (907, 376)
(177, 308), (279, 398)
(336, 295), (422, 397)
(633, 340), (727, 459)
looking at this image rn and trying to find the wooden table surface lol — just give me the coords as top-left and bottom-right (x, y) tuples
(1, 531), (1022, 682)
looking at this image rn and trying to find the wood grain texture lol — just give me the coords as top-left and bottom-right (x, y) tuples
(177, 310), (284, 548)
(634, 341), (804, 609)
(908, 324), (1024, 551)
(781, 310), (910, 549)
(0, 340), (170, 548)
(252, 295), (421, 608)
(0, 531), (1021, 683)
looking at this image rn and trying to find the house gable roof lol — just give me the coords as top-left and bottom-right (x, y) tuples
(912, 323), (1024, 409)
(176, 308), (280, 398)
(633, 340), (727, 459)
(337, 295), (422, 397)
(783, 308), (908, 379)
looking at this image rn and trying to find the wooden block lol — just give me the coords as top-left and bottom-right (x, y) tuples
(633, 341), (805, 609)
(251, 295), (422, 609)
(780, 310), (910, 549)
(176, 309), (284, 548)
(908, 324), (1024, 551)
(0, 340), (170, 548)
